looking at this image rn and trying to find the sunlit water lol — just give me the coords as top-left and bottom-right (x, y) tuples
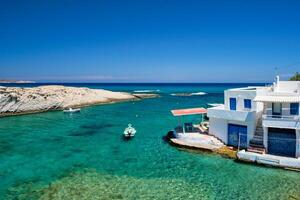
(0, 83), (299, 199)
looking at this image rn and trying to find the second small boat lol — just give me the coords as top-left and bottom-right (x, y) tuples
(63, 108), (81, 113)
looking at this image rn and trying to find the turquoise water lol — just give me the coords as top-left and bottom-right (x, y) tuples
(0, 84), (299, 199)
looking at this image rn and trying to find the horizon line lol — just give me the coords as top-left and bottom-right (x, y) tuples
(1, 82), (271, 84)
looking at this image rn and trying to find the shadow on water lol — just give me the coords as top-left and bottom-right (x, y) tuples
(121, 135), (135, 141)
(70, 148), (85, 154)
(68, 123), (116, 137)
(0, 140), (13, 154)
(111, 146), (120, 155)
(41, 136), (65, 143)
(80, 124), (115, 130)
(123, 157), (138, 163)
(68, 129), (98, 137)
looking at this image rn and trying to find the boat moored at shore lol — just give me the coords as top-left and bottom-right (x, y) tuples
(63, 108), (81, 113)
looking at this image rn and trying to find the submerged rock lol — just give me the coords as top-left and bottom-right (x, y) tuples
(0, 140), (12, 154)
(39, 170), (213, 200)
(6, 181), (44, 200)
(0, 86), (157, 117)
(215, 146), (237, 159)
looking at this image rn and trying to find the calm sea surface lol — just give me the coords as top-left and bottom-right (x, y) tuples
(0, 83), (299, 199)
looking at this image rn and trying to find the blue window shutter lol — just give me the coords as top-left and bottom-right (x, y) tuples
(230, 98), (236, 110)
(290, 103), (299, 115)
(244, 99), (251, 109)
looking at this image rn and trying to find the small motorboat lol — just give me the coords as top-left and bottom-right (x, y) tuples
(123, 124), (136, 139)
(63, 108), (81, 113)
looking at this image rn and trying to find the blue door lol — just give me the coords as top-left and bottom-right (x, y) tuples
(268, 128), (296, 157)
(228, 124), (247, 148)
(230, 98), (236, 110)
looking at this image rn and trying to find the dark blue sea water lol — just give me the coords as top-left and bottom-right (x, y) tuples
(0, 83), (299, 199)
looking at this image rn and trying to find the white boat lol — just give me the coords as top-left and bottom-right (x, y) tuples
(63, 108), (81, 113)
(123, 124), (136, 138)
(207, 103), (223, 107)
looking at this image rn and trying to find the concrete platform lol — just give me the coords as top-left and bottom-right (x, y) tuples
(237, 150), (300, 171)
(170, 132), (225, 151)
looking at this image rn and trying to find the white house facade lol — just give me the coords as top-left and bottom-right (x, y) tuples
(208, 86), (264, 149)
(255, 78), (300, 158)
(208, 77), (300, 158)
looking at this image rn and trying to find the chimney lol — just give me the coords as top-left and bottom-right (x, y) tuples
(276, 75), (280, 84)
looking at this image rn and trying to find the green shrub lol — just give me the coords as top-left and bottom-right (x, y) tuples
(289, 72), (300, 81)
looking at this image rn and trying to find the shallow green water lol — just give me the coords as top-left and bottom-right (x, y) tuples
(0, 84), (299, 199)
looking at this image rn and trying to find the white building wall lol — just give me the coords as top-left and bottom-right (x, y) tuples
(224, 88), (263, 127)
(263, 126), (268, 149)
(282, 103), (291, 116)
(209, 117), (228, 143)
(224, 89), (257, 111)
(296, 130), (300, 158)
(256, 102), (264, 129)
(275, 81), (300, 93)
(209, 117), (256, 145)
(209, 87), (262, 145)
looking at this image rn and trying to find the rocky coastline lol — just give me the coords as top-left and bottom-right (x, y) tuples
(0, 85), (157, 117)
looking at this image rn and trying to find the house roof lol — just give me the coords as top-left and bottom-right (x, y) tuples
(254, 95), (300, 103)
(171, 107), (207, 116)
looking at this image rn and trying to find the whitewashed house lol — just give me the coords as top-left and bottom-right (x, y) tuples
(208, 77), (300, 158)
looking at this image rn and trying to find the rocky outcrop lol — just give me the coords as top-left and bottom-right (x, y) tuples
(0, 85), (157, 117)
(0, 80), (35, 83)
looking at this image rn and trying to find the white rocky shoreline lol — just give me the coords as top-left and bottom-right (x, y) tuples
(0, 85), (157, 117)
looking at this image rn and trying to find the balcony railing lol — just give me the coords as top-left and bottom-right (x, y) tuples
(262, 114), (300, 129)
(262, 114), (300, 121)
(264, 108), (300, 120)
(265, 108), (298, 114)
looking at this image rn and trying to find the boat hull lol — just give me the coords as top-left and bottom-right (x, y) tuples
(63, 109), (81, 113)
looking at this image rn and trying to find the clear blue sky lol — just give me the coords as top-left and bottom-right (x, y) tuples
(0, 0), (299, 83)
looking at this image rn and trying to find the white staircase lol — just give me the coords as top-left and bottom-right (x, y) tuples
(249, 117), (266, 154)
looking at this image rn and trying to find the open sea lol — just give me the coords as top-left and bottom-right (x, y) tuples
(0, 83), (299, 200)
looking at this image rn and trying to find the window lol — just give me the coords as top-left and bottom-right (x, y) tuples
(272, 103), (282, 117)
(290, 103), (299, 115)
(229, 98), (236, 110)
(244, 99), (252, 109)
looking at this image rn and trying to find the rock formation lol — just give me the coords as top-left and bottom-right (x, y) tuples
(0, 85), (156, 117)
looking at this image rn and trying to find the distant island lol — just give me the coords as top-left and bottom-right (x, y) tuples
(0, 79), (35, 83)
